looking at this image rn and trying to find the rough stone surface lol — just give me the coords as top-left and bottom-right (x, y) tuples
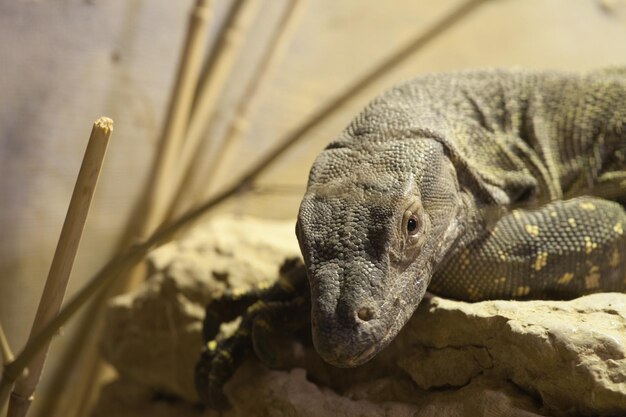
(99, 215), (301, 401)
(394, 295), (626, 416)
(94, 215), (626, 417)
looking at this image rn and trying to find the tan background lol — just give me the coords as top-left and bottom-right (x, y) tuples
(1, 0), (626, 412)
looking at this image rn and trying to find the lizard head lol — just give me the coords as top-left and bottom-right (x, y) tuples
(296, 137), (465, 367)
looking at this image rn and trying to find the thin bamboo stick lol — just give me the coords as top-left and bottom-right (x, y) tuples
(0, 322), (14, 417)
(122, 0), (213, 295)
(31, 291), (109, 417)
(0, 381), (11, 417)
(43, 3), (215, 414)
(166, 0), (260, 215)
(139, 0), (213, 239)
(191, 0), (247, 110)
(35, 4), (261, 415)
(0, 175), (241, 407)
(175, 0), (488, 216)
(0, 322), (13, 365)
(172, 0), (307, 213)
(30, 3), (222, 416)
(0, 1), (486, 414)
(4, 117), (113, 417)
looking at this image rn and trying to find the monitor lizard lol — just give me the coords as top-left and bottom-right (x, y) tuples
(196, 68), (626, 408)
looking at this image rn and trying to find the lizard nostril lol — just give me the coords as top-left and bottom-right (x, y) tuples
(357, 307), (374, 322)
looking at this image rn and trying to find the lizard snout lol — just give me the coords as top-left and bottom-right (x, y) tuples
(310, 296), (386, 367)
(306, 258), (401, 367)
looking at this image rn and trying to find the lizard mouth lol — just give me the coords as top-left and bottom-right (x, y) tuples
(319, 307), (403, 368)
(346, 344), (378, 367)
(348, 309), (402, 365)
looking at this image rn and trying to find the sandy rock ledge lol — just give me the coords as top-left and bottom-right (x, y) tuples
(92, 215), (626, 417)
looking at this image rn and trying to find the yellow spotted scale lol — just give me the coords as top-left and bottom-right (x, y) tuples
(432, 197), (626, 300)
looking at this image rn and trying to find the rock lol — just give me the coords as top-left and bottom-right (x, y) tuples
(395, 294), (626, 416)
(94, 214), (626, 417)
(225, 362), (421, 417)
(346, 375), (544, 417)
(99, 214), (301, 402)
(397, 345), (493, 389)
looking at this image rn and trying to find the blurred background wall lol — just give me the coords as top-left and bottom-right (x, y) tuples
(1, 0), (625, 415)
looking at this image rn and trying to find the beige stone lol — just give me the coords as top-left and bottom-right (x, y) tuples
(397, 294), (626, 416)
(397, 345), (493, 389)
(96, 215), (626, 417)
(100, 215), (300, 402)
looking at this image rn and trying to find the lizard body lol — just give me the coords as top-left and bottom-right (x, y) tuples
(295, 68), (626, 368)
(195, 68), (626, 408)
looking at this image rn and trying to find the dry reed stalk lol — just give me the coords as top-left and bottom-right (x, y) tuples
(30, 3), (223, 415)
(187, 0), (489, 198)
(41, 2), (216, 414)
(0, 322), (14, 416)
(191, 0), (246, 109)
(166, 0), (260, 216)
(174, 0), (487, 219)
(0, 323), (12, 365)
(172, 0), (308, 213)
(0, 381), (10, 417)
(3, 118), (113, 417)
(42, 4), (264, 415)
(32, 292), (110, 417)
(0, 173), (242, 411)
(122, 0), (212, 307)
(139, 0), (213, 239)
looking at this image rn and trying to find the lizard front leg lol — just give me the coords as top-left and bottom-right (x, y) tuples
(431, 196), (626, 301)
(194, 258), (309, 409)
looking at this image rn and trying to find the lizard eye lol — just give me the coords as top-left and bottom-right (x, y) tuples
(407, 215), (420, 236)
(402, 200), (424, 240)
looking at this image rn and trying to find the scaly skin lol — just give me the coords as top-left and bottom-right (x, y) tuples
(196, 69), (626, 407)
(295, 68), (626, 368)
